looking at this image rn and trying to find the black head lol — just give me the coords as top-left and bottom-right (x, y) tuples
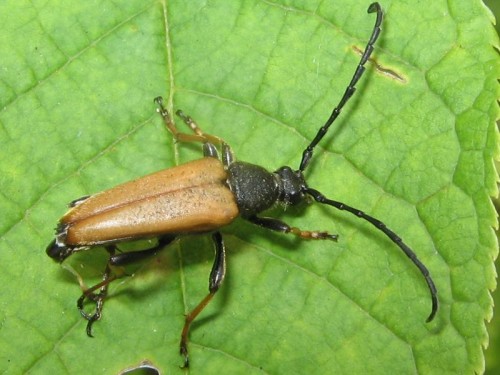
(274, 166), (307, 206)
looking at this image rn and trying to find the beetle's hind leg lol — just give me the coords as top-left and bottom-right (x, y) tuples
(77, 236), (177, 336)
(180, 232), (226, 368)
(77, 245), (119, 337)
(154, 96), (224, 146)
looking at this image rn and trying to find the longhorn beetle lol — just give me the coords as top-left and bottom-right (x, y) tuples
(47, 2), (438, 368)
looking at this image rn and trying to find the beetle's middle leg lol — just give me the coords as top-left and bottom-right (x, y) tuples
(154, 96), (224, 146)
(180, 231), (226, 368)
(78, 236), (177, 336)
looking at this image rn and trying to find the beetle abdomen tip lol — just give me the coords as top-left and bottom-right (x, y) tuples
(46, 239), (70, 262)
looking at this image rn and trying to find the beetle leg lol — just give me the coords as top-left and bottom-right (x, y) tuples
(109, 235), (177, 266)
(175, 109), (225, 146)
(180, 231), (226, 368)
(77, 245), (118, 337)
(77, 236), (176, 336)
(246, 215), (338, 241)
(155, 96), (205, 143)
(154, 96), (224, 145)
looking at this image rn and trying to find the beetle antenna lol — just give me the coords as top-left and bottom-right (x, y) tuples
(299, 2), (383, 172)
(305, 187), (438, 322)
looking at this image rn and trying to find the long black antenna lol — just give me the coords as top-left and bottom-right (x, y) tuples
(299, 2), (383, 172)
(306, 188), (438, 322)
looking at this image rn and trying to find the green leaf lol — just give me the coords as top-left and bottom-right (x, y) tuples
(1, 1), (498, 374)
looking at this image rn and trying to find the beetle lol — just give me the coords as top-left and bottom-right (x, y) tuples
(47, 2), (438, 368)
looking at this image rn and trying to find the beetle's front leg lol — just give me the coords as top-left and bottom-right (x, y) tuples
(246, 215), (338, 241)
(180, 232), (226, 368)
(154, 96), (224, 146)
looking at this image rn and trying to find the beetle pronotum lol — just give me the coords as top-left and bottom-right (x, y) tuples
(47, 2), (438, 368)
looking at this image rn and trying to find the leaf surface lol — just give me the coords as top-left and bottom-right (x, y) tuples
(0, 1), (498, 374)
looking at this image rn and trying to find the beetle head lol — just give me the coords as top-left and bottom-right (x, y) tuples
(274, 166), (307, 206)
